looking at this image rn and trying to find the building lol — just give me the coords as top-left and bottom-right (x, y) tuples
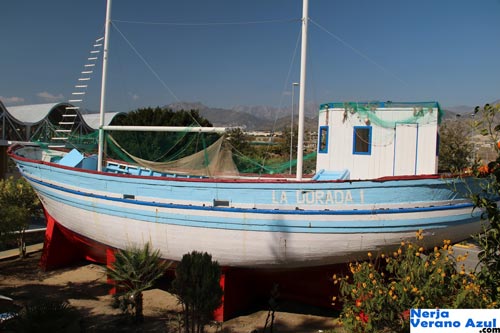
(0, 101), (122, 178)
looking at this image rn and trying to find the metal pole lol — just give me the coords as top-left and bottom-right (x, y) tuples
(296, 0), (308, 180)
(97, 0), (112, 172)
(102, 125), (231, 133)
(289, 82), (299, 174)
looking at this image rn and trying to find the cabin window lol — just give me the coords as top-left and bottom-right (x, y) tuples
(318, 126), (329, 153)
(353, 126), (372, 155)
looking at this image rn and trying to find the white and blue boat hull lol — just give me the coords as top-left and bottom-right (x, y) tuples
(10, 147), (484, 268)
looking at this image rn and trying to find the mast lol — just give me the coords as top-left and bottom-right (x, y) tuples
(295, 0), (309, 180)
(97, 0), (112, 172)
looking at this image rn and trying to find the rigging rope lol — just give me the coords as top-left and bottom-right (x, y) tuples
(113, 18), (300, 26)
(309, 18), (407, 86)
(111, 23), (185, 110)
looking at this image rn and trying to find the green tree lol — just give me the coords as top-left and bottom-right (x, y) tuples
(226, 128), (262, 172)
(0, 177), (42, 257)
(109, 107), (218, 162)
(473, 103), (500, 151)
(171, 251), (223, 333)
(277, 126), (298, 159)
(469, 103), (500, 305)
(106, 242), (170, 323)
(438, 119), (475, 172)
(226, 128), (252, 156)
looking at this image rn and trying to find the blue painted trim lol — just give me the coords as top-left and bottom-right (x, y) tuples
(436, 133), (440, 156)
(353, 126), (372, 155)
(25, 173), (473, 216)
(16, 157), (458, 190)
(36, 185), (479, 233)
(318, 126), (329, 154)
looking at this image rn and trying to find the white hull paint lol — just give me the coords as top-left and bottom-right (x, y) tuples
(39, 188), (482, 268)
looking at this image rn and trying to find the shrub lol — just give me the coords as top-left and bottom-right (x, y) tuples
(5, 299), (80, 332)
(467, 103), (500, 305)
(470, 159), (500, 305)
(171, 251), (223, 333)
(0, 177), (42, 257)
(334, 231), (495, 333)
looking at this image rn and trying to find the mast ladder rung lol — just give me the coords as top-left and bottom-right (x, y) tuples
(68, 99), (83, 103)
(59, 122), (75, 125)
(51, 137), (69, 141)
(62, 114), (77, 117)
(65, 106), (79, 110)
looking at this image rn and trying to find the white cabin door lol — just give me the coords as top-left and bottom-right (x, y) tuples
(393, 123), (418, 176)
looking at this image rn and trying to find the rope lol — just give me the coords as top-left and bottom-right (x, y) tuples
(309, 18), (407, 86)
(113, 18), (300, 26)
(111, 23), (185, 109)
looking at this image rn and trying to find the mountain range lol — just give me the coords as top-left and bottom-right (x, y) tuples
(166, 101), (319, 131)
(442, 100), (500, 119)
(167, 101), (500, 130)
(85, 100), (499, 131)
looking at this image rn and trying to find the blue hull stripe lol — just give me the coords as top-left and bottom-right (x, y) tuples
(25, 173), (474, 215)
(29, 175), (480, 234)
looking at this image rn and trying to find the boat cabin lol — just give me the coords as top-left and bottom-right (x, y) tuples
(314, 101), (440, 180)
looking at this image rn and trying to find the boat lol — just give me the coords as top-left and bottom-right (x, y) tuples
(7, 0), (485, 271)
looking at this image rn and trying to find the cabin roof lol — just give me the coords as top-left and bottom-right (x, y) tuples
(319, 101), (440, 110)
(319, 101), (443, 124)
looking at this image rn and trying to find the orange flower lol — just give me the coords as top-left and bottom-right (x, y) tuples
(478, 164), (490, 175)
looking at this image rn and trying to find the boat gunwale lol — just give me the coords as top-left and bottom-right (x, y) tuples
(26, 172), (477, 222)
(8, 144), (470, 185)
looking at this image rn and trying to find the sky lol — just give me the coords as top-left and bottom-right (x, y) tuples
(2, 0), (500, 114)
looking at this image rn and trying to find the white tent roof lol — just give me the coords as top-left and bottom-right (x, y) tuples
(81, 112), (124, 130)
(3, 102), (123, 129)
(6, 103), (70, 125)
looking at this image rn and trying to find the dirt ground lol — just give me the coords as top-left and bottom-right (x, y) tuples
(0, 251), (342, 332)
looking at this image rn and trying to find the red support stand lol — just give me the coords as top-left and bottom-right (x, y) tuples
(213, 270), (226, 322)
(39, 208), (109, 271)
(212, 265), (344, 321)
(106, 248), (117, 295)
(40, 209), (82, 271)
(39, 209), (343, 321)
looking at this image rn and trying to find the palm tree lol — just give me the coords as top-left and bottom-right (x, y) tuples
(106, 242), (171, 323)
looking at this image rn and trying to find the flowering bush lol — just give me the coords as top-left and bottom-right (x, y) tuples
(0, 177), (42, 257)
(333, 231), (495, 333)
